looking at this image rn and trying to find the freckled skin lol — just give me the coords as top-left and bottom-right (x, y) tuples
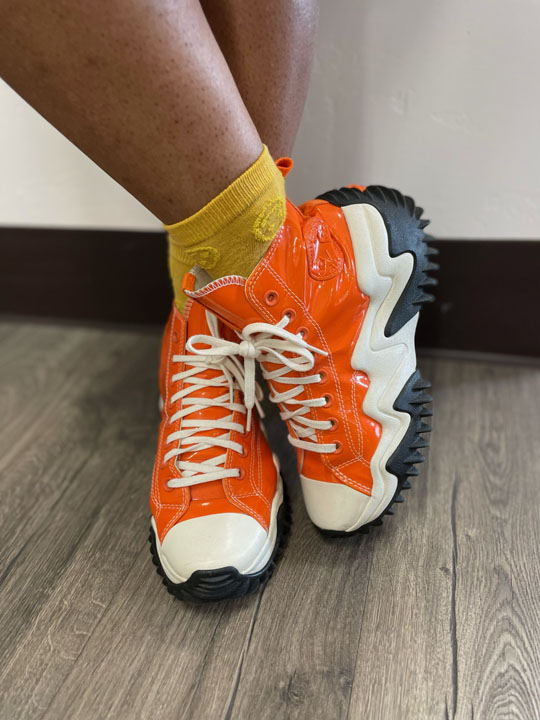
(201, 0), (319, 159)
(0, 0), (249, 222)
(0, 0), (318, 223)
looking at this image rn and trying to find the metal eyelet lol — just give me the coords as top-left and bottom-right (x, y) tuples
(264, 290), (279, 306)
(237, 467), (246, 480)
(323, 393), (334, 408)
(284, 308), (296, 323)
(162, 478), (175, 492)
(333, 441), (343, 455)
(297, 326), (309, 339)
(327, 417), (339, 432)
(318, 369), (328, 383)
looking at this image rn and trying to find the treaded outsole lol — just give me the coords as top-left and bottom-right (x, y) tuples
(317, 185), (439, 337)
(319, 370), (432, 537)
(149, 486), (291, 604)
(316, 185), (436, 537)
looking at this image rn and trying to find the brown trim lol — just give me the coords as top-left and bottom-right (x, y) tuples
(415, 239), (539, 357)
(1, 228), (539, 356)
(0, 227), (172, 325)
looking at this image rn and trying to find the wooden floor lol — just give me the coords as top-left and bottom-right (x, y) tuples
(1, 320), (539, 720)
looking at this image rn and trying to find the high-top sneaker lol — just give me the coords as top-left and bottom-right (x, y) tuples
(149, 300), (289, 602)
(182, 176), (437, 535)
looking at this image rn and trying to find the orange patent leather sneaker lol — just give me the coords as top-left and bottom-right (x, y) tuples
(149, 300), (289, 603)
(183, 180), (437, 535)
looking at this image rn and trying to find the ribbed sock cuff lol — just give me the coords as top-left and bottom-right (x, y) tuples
(165, 145), (285, 247)
(166, 144), (287, 313)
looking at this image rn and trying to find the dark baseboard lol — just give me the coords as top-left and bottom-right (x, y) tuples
(1, 227), (172, 326)
(416, 239), (539, 357)
(1, 227), (539, 356)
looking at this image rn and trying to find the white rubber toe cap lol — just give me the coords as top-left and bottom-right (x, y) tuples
(301, 475), (380, 532)
(155, 513), (269, 584)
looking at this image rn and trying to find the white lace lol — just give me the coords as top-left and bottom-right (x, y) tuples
(164, 313), (263, 489)
(187, 314), (338, 455)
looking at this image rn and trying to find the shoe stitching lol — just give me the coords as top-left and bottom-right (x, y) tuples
(248, 260), (369, 491)
(225, 476), (266, 528)
(260, 264), (358, 454)
(350, 371), (365, 457)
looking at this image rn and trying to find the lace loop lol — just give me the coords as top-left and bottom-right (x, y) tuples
(165, 313), (263, 489)
(186, 314), (338, 455)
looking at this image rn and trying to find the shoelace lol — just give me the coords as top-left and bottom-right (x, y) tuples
(187, 315), (338, 455)
(164, 313), (263, 489)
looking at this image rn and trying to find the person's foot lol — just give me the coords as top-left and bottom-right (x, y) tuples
(149, 301), (289, 603)
(183, 185), (437, 534)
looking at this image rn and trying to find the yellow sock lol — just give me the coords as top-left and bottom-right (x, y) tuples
(166, 145), (286, 312)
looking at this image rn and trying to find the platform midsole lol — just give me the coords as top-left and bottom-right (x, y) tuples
(344, 203), (418, 529)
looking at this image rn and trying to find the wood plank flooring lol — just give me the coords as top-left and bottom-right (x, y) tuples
(1, 320), (539, 720)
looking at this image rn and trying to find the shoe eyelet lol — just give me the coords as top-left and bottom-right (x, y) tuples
(323, 393), (334, 408)
(239, 444), (248, 457)
(264, 290), (279, 307)
(333, 441), (343, 455)
(283, 308), (296, 324)
(297, 326), (309, 340)
(318, 369), (328, 383)
(172, 330), (179, 343)
(162, 478), (175, 492)
(327, 417), (339, 432)
(237, 467), (246, 480)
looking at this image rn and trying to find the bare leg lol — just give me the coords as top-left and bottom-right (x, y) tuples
(201, 0), (319, 159)
(0, 0), (262, 223)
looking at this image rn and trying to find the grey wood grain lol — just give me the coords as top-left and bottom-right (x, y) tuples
(225, 430), (377, 719)
(448, 361), (540, 720)
(0, 322), (163, 717)
(1, 320), (539, 720)
(346, 360), (540, 720)
(343, 357), (453, 720)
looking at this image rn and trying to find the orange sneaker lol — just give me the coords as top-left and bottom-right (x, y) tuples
(149, 300), (289, 603)
(183, 180), (437, 535)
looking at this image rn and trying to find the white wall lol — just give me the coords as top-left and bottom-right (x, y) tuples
(0, 82), (159, 231)
(1, 0), (539, 238)
(287, 0), (540, 239)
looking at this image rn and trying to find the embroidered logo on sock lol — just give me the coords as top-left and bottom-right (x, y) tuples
(253, 197), (285, 243)
(185, 246), (220, 270)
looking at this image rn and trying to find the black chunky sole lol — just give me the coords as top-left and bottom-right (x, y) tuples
(316, 185), (437, 537)
(149, 490), (291, 604)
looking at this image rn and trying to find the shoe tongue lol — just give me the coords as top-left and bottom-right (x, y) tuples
(184, 274), (262, 331)
(182, 198), (304, 332)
